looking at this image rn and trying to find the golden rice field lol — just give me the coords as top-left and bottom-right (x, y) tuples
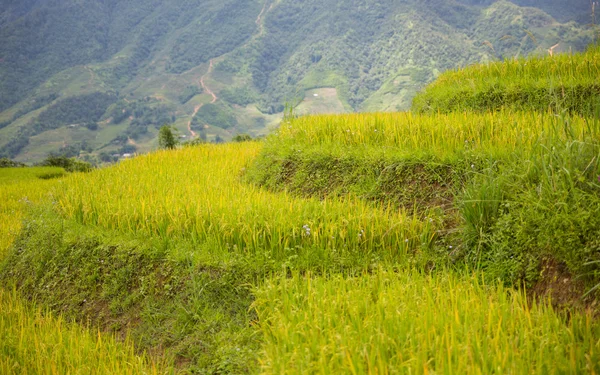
(423, 44), (600, 90)
(255, 270), (600, 375)
(0, 167), (64, 258)
(272, 110), (598, 159)
(1, 140), (599, 373)
(0, 288), (168, 375)
(411, 45), (600, 114)
(55, 143), (438, 262)
(1, 44), (600, 374)
(0, 168), (169, 375)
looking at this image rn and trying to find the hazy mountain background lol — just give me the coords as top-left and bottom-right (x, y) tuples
(0, 0), (594, 163)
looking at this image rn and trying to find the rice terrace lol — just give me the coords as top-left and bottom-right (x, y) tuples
(1, 2), (600, 373)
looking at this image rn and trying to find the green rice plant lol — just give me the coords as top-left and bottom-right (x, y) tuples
(254, 270), (600, 374)
(412, 45), (600, 115)
(470, 136), (600, 286)
(0, 288), (170, 375)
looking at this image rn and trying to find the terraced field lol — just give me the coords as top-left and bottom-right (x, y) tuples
(1, 46), (599, 374)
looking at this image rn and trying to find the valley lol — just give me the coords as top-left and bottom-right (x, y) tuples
(1, 45), (599, 373)
(0, 0), (595, 163)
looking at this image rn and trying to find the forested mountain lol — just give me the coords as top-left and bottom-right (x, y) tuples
(0, 0), (594, 162)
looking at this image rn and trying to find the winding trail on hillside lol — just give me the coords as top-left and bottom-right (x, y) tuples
(186, 1), (273, 138)
(188, 60), (218, 137)
(255, 1), (271, 37)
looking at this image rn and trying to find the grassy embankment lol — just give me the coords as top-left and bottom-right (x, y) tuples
(248, 109), (600, 290)
(0, 168), (169, 374)
(412, 45), (600, 115)
(1, 46), (599, 373)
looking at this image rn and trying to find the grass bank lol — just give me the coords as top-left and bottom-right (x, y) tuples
(412, 45), (600, 115)
(247, 111), (600, 296)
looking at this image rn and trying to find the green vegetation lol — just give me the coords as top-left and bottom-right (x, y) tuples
(247, 109), (600, 289)
(178, 85), (203, 105)
(191, 103), (238, 131)
(40, 154), (93, 173)
(2, 140), (599, 372)
(413, 45), (600, 115)
(0, 158), (25, 168)
(158, 125), (177, 150)
(0, 167), (65, 260)
(1, 28), (599, 375)
(0, 93), (116, 158)
(0, 0), (592, 162)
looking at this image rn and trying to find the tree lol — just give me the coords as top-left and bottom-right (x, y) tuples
(158, 125), (178, 150)
(232, 133), (252, 142)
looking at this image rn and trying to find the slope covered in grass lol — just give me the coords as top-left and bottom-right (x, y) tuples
(1, 140), (599, 373)
(0, 144), (437, 372)
(2, 42), (600, 373)
(412, 45), (600, 115)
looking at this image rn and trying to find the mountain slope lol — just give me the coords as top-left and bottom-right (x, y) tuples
(0, 0), (594, 162)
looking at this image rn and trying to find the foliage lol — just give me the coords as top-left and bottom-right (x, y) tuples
(0, 134), (599, 373)
(247, 109), (600, 290)
(0, 212), (259, 374)
(158, 125), (177, 150)
(55, 144), (436, 266)
(0, 0), (592, 161)
(0, 93), (59, 130)
(105, 99), (177, 139)
(412, 45), (600, 115)
(178, 85), (203, 105)
(0, 92), (116, 158)
(0, 167), (64, 257)
(191, 103), (238, 130)
(219, 86), (258, 107)
(232, 133), (253, 142)
(40, 154), (93, 173)
(181, 137), (206, 147)
(0, 158), (25, 168)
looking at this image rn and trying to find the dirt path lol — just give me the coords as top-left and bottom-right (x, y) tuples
(255, 1), (274, 39)
(201, 60), (217, 104)
(188, 60), (217, 137)
(256, 2), (268, 34)
(186, 1), (272, 137)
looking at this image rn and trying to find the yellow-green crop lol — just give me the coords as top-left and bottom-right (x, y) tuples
(412, 45), (600, 114)
(0, 288), (169, 375)
(271, 110), (597, 161)
(56, 143), (438, 263)
(0, 167), (64, 258)
(254, 270), (600, 374)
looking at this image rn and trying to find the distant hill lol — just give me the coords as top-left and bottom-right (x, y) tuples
(0, 0), (594, 163)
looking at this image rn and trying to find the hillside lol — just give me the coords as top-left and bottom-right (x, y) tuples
(0, 0), (594, 163)
(1, 45), (599, 373)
